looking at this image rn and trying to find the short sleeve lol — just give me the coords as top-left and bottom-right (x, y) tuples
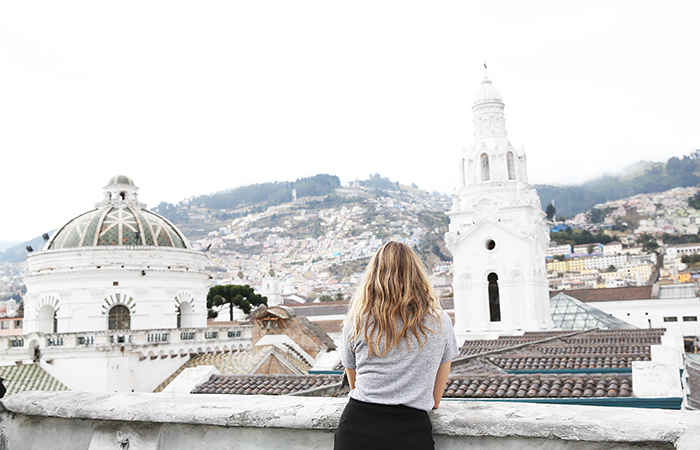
(341, 321), (357, 369)
(440, 311), (460, 364)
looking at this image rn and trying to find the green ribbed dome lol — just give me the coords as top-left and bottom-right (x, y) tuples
(48, 206), (187, 249)
(106, 175), (135, 187)
(47, 175), (188, 250)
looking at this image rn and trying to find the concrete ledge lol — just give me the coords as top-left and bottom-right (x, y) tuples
(2, 391), (700, 449)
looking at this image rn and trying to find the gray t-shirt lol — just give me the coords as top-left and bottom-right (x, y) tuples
(341, 310), (460, 412)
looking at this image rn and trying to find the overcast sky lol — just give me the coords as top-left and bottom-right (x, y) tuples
(1, 1), (698, 243)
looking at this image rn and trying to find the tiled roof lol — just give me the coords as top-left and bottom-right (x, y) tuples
(192, 373), (342, 395)
(443, 375), (632, 399)
(314, 320), (343, 334)
(0, 364), (70, 396)
(686, 355), (700, 410)
(484, 355), (648, 371)
(291, 301), (350, 317)
(458, 329), (664, 357)
(154, 346), (309, 392)
(297, 316), (337, 350)
(553, 286), (653, 302)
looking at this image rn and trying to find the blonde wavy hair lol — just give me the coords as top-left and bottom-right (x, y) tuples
(346, 241), (443, 358)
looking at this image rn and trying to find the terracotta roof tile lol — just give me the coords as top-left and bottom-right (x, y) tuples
(193, 373), (343, 395)
(443, 375), (632, 399)
(154, 346), (310, 392)
(552, 286), (654, 302)
(458, 329), (664, 357)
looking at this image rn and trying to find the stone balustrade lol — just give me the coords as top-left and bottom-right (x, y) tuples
(1, 391), (700, 449)
(0, 325), (253, 363)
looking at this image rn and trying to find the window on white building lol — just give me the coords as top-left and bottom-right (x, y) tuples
(683, 316), (698, 322)
(108, 305), (131, 330)
(487, 272), (501, 322)
(663, 316), (678, 322)
(507, 152), (515, 180)
(481, 153), (490, 181)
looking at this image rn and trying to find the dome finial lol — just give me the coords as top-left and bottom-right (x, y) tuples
(484, 61), (488, 78)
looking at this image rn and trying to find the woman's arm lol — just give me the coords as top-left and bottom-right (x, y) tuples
(432, 361), (451, 409)
(345, 368), (356, 390)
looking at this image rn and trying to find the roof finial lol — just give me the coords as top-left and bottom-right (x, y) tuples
(484, 61), (488, 77)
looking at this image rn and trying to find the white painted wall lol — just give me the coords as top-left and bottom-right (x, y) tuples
(3, 392), (700, 450)
(586, 298), (700, 336)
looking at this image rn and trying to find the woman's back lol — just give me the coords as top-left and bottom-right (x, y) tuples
(342, 309), (458, 412)
(335, 242), (459, 450)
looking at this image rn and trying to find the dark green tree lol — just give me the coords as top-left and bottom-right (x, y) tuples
(681, 253), (700, 264)
(545, 203), (556, 220)
(689, 192), (700, 210)
(637, 233), (660, 254)
(589, 208), (605, 224)
(206, 284), (267, 320)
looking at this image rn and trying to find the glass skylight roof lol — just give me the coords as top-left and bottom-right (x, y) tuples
(550, 293), (637, 330)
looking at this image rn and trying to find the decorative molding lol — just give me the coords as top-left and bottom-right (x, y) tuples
(36, 295), (60, 314)
(101, 293), (136, 315)
(174, 292), (195, 312)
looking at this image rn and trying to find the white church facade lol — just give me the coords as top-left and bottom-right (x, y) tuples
(23, 175), (210, 333)
(0, 176), (252, 392)
(446, 75), (553, 339)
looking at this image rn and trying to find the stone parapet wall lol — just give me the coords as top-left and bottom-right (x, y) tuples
(2, 391), (700, 449)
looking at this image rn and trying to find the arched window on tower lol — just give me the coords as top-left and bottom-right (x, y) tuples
(480, 154), (490, 181)
(507, 152), (515, 180)
(108, 305), (131, 330)
(487, 273), (501, 322)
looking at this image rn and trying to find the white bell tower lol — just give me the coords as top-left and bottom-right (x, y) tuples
(445, 74), (553, 340)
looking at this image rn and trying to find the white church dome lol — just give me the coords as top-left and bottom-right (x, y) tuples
(473, 76), (503, 105)
(47, 175), (189, 250)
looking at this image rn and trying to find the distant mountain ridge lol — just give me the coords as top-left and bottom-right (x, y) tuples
(2, 153), (699, 264)
(535, 153), (700, 218)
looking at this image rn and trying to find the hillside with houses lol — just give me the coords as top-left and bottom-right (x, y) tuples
(548, 186), (700, 291)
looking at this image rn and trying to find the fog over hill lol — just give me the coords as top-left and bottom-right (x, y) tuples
(2, 152), (699, 264)
(535, 153), (700, 218)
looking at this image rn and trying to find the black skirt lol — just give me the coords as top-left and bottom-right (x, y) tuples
(334, 398), (434, 450)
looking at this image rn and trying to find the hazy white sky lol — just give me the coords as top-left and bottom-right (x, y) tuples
(1, 1), (698, 243)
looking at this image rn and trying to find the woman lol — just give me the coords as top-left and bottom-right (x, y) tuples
(334, 241), (459, 450)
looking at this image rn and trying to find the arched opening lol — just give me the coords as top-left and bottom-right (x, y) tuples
(177, 302), (194, 328)
(480, 153), (490, 181)
(37, 305), (57, 334)
(507, 152), (515, 180)
(119, 191), (126, 200)
(108, 305), (131, 330)
(487, 273), (501, 322)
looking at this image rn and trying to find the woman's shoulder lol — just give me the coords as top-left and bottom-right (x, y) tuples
(434, 309), (455, 332)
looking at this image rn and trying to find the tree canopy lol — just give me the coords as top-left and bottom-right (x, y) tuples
(206, 284), (267, 320)
(545, 203), (556, 220)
